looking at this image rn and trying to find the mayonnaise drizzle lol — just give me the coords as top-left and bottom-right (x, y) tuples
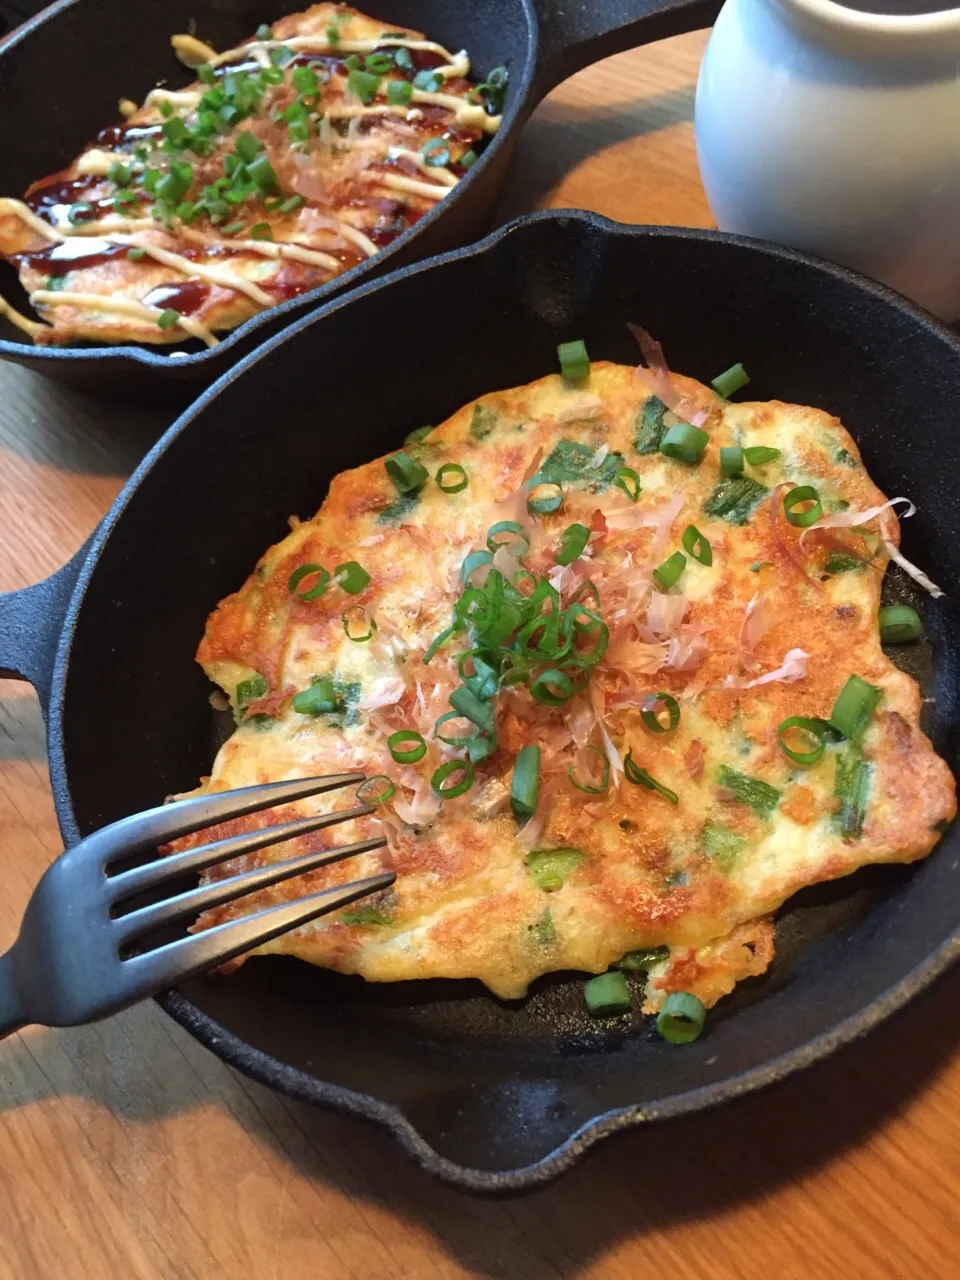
(29, 289), (218, 346)
(107, 233), (275, 306)
(178, 224), (340, 272)
(388, 148), (458, 187)
(206, 34), (463, 69)
(368, 171), (449, 201)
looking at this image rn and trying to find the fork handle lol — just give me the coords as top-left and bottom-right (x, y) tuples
(0, 951), (26, 1037)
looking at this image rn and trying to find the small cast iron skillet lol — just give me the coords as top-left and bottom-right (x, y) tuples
(0, 0), (720, 394)
(2, 211), (959, 1191)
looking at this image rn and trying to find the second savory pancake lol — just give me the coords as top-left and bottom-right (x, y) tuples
(169, 358), (955, 1006)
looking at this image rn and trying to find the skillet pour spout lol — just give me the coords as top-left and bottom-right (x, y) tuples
(1, 210), (959, 1189)
(0, 0), (721, 395)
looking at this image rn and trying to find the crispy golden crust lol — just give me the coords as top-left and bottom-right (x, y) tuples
(0, 4), (488, 346)
(169, 363), (955, 1002)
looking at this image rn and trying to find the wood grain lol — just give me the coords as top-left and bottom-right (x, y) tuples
(1, 29), (959, 1279)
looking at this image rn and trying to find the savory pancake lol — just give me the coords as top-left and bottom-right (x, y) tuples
(169, 349), (955, 1021)
(0, 4), (502, 347)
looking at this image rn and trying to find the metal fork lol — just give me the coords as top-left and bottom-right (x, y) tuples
(0, 773), (391, 1036)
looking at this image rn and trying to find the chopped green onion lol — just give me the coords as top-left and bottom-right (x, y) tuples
(365, 51), (395, 73)
(325, 24), (340, 42)
(568, 745), (610, 794)
(422, 138), (451, 167)
(431, 758), (475, 798)
(835, 742), (869, 837)
(510, 744), (541, 819)
(660, 421), (709, 464)
(624, 752), (679, 803)
(385, 451), (428, 493)
(743, 445), (781, 466)
(653, 550), (686, 591)
(387, 730), (426, 763)
(555, 522), (590, 566)
(269, 45), (294, 67)
(67, 201), (94, 224)
(703, 475), (768, 525)
(433, 710), (474, 747)
(824, 551), (864, 575)
(711, 362), (750, 399)
(682, 524), (712, 566)
(279, 194), (305, 214)
(460, 549), (493, 586)
(557, 339), (590, 382)
(334, 560), (370, 594)
(387, 79), (413, 106)
(413, 69), (443, 92)
(293, 677), (339, 716)
(342, 605), (376, 642)
(527, 482), (563, 515)
(126, 247), (146, 261)
(777, 716), (828, 766)
(357, 774), (395, 805)
(879, 604), (923, 644)
(250, 221), (273, 240)
(392, 44), (413, 69)
(235, 674), (267, 709)
(783, 485), (823, 528)
(460, 148), (479, 169)
(234, 131), (263, 164)
(347, 69), (381, 103)
(292, 66), (319, 94)
(247, 153), (278, 191)
(156, 309), (180, 331)
(719, 445), (743, 477)
(449, 684), (495, 733)
(343, 53), (363, 72)
(107, 161), (131, 186)
(656, 991), (706, 1044)
(529, 668), (573, 706)
(614, 465), (641, 502)
(288, 563), (331, 600)
(702, 821), (746, 871)
(404, 424), (432, 444)
(829, 674), (879, 742)
(584, 971), (632, 1017)
(436, 462), (468, 493)
(256, 23), (273, 39)
(423, 623), (455, 664)
(526, 847), (584, 892)
(641, 692), (680, 734)
(716, 765), (780, 816)
(486, 521), (530, 556)
(616, 946), (669, 971)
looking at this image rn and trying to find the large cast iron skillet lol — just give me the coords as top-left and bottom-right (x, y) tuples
(0, 0), (719, 394)
(2, 211), (960, 1191)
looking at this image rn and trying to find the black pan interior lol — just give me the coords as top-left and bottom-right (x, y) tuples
(52, 213), (960, 1176)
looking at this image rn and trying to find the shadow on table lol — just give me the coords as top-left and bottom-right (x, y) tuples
(493, 86), (697, 225)
(238, 961), (960, 1278)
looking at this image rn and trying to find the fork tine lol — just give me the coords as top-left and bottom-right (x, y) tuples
(108, 804), (377, 901)
(114, 834), (388, 944)
(121, 871), (396, 995)
(80, 774), (366, 870)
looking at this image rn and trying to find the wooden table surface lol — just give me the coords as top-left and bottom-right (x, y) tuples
(2, 29), (959, 1280)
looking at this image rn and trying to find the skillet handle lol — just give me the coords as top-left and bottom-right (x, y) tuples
(530, 0), (723, 97)
(0, 548), (87, 713)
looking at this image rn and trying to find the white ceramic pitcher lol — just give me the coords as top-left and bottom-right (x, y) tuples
(695, 0), (960, 320)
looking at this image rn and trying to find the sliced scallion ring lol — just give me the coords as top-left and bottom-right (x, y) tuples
(436, 462), (468, 493)
(719, 445), (744, 477)
(777, 715), (828, 765)
(510, 744), (541, 819)
(288, 563), (330, 600)
(461, 549), (493, 586)
(342, 605), (376, 642)
(614, 465), (641, 502)
(641, 692), (680, 734)
(783, 485), (823, 528)
(486, 521), (530, 556)
(624, 751), (679, 803)
(431, 757), (475, 798)
(529, 668), (573, 706)
(660, 422), (709, 464)
(878, 604), (923, 644)
(387, 730), (427, 763)
(710, 363), (750, 399)
(527, 482), (563, 515)
(584, 971), (631, 1017)
(568, 744), (610, 794)
(656, 991), (706, 1044)
(743, 445), (781, 465)
(829, 674), (880, 742)
(335, 560), (370, 594)
(557, 339), (590, 382)
(681, 524), (712, 566)
(449, 684), (495, 733)
(356, 774), (395, 805)
(555, 522), (590, 567)
(433, 709), (475, 747)
(422, 623), (455, 664)
(385, 451), (428, 494)
(653, 550), (686, 591)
